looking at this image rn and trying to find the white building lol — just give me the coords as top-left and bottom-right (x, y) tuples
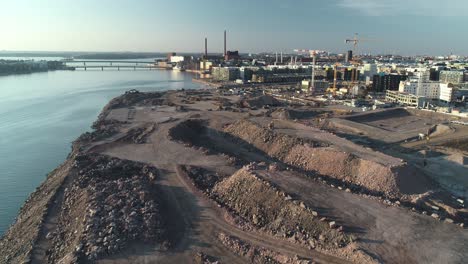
(439, 83), (455, 102)
(361, 63), (378, 79)
(399, 80), (440, 99)
(170, 56), (187, 63)
(399, 70), (439, 99)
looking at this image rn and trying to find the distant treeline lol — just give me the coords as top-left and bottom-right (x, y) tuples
(0, 60), (66, 76)
(0, 51), (204, 60)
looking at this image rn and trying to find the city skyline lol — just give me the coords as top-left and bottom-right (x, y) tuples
(1, 0), (467, 55)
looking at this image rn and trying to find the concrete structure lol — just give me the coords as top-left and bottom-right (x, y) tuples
(385, 90), (426, 107)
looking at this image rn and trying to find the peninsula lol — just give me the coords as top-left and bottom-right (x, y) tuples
(1, 88), (467, 264)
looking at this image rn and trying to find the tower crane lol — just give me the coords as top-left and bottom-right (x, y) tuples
(344, 33), (377, 88)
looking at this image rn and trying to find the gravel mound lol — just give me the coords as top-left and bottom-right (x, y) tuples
(224, 120), (432, 197)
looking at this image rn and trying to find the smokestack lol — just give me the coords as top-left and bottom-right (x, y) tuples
(275, 52), (278, 65)
(224, 30), (227, 57)
(281, 52), (283, 64)
(205, 37), (208, 57)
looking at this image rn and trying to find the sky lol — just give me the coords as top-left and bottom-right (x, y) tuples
(0, 0), (467, 55)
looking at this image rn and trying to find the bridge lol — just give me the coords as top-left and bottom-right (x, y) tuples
(63, 60), (171, 71)
(70, 65), (167, 71)
(64, 60), (154, 65)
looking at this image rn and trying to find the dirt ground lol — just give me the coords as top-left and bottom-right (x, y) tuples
(2, 89), (467, 264)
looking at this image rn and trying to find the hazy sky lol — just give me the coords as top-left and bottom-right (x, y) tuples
(1, 0), (467, 55)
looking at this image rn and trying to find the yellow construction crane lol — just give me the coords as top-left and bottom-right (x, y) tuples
(326, 63), (341, 96)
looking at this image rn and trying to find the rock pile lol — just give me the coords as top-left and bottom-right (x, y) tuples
(46, 154), (163, 263)
(77, 119), (127, 143)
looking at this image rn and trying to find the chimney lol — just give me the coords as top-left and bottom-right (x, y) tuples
(281, 52), (283, 64)
(224, 30), (227, 57)
(205, 37), (208, 57)
(275, 52), (278, 65)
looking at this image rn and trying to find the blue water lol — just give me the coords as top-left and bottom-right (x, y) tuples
(0, 69), (201, 235)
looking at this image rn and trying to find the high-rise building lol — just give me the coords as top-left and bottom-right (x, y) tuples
(372, 74), (407, 92)
(345, 50), (353, 63)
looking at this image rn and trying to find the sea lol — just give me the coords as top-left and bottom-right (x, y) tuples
(0, 58), (202, 234)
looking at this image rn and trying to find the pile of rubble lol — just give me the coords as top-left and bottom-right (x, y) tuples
(241, 95), (281, 109)
(193, 251), (219, 264)
(77, 119), (127, 143)
(217, 232), (312, 264)
(181, 165), (224, 191)
(212, 167), (349, 251)
(46, 154), (164, 263)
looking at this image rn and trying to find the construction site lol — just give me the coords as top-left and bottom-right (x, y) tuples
(1, 87), (466, 264)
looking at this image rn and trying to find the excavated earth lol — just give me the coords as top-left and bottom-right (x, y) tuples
(1, 89), (467, 264)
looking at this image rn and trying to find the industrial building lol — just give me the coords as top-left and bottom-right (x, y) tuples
(225, 51), (240, 61)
